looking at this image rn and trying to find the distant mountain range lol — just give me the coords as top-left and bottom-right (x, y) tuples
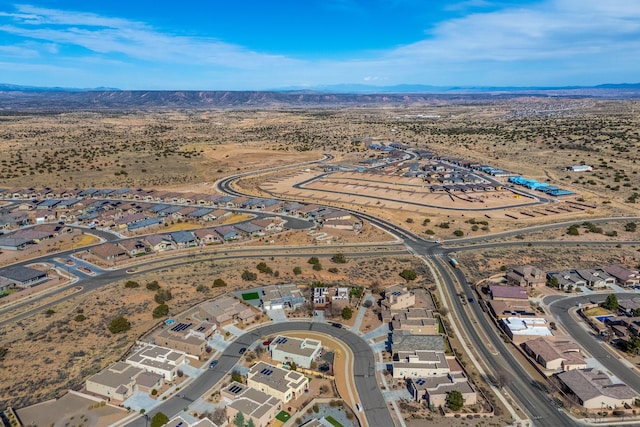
(0, 82), (639, 110)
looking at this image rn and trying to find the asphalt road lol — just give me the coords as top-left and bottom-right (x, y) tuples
(0, 244), (407, 326)
(125, 322), (392, 427)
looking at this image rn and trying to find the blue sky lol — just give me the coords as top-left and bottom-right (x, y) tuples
(0, 1), (638, 90)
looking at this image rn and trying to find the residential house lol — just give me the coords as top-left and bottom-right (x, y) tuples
(198, 296), (259, 326)
(382, 285), (416, 311)
(145, 234), (175, 252)
(0, 266), (48, 288)
(154, 321), (216, 358)
(89, 242), (128, 264)
(221, 382), (281, 427)
(193, 228), (220, 245)
(119, 239), (149, 257)
(408, 373), (477, 408)
(269, 335), (322, 369)
(262, 284), (306, 311)
(392, 350), (451, 379)
(390, 308), (439, 335)
(500, 317), (552, 342)
(489, 285), (528, 301)
(247, 361), (308, 402)
(126, 345), (187, 381)
(170, 231), (197, 248)
(521, 337), (587, 372)
(606, 265), (640, 287)
(85, 362), (145, 402)
(557, 368), (638, 409)
(214, 225), (238, 241)
(506, 265), (547, 287)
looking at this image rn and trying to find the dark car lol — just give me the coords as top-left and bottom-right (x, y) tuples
(239, 347), (247, 355)
(209, 360), (218, 369)
(331, 322), (343, 329)
(468, 297), (474, 303)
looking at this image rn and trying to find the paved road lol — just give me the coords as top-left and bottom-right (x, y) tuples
(547, 293), (640, 394)
(125, 322), (392, 427)
(0, 245), (407, 326)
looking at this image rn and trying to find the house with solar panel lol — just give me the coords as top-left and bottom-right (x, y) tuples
(381, 285), (416, 311)
(247, 361), (308, 402)
(221, 381), (282, 427)
(154, 321), (216, 359)
(269, 335), (322, 369)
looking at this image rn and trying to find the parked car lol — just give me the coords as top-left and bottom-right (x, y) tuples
(239, 347), (247, 355)
(331, 322), (343, 329)
(209, 360), (218, 369)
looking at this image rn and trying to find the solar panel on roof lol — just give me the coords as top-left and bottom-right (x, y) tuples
(229, 385), (242, 393)
(392, 291), (402, 296)
(416, 379), (425, 386)
(260, 368), (273, 376)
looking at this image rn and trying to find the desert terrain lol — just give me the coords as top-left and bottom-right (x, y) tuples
(1, 98), (639, 422)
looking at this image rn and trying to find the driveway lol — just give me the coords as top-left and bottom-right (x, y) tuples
(122, 391), (158, 412)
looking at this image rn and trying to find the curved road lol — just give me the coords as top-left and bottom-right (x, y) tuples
(125, 322), (392, 427)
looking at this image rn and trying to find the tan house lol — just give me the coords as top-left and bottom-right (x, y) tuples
(382, 285), (416, 311)
(557, 368), (639, 409)
(506, 265), (546, 287)
(522, 337), (587, 372)
(390, 308), (439, 335)
(198, 296), (259, 327)
(86, 362), (163, 402)
(221, 381), (281, 427)
(409, 372), (477, 408)
(89, 242), (128, 264)
(392, 350), (451, 379)
(154, 321), (216, 359)
(247, 362), (308, 403)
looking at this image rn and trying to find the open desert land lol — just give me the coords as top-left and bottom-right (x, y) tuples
(1, 98), (640, 418)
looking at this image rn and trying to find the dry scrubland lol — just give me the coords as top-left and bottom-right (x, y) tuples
(0, 254), (427, 410)
(1, 99), (640, 413)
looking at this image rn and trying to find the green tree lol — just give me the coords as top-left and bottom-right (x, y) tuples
(108, 316), (131, 334)
(247, 418), (255, 427)
(213, 278), (227, 287)
(399, 269), (417, 281)
(150, 412), (169, 427)
(241, 270), (257, 281)
(154, 288), (172, 304)
(603, 294), (619, 312)
(293, 266), (302, 275)
(625, 222), (637, 232)
(331, 253), (347, 264)
(312, 263), (322, 271)
(308, 257), (320, 265)
(342, 307), (353, 320)
(125, 280), (139, 288)
(234, 411), (245, 427)
(231, 370), (243, 383)
(422, 218), (431, 226)
(74, 314), (86, 322)
(153, 304), (169, 318)
(453, 230), (464, 237)
(349, 287), (364, 299)
(289, 361), (298, 371)
(547, 276), (559, 288)
(146, 280), (160, 291)
(446, 390), (464, 411)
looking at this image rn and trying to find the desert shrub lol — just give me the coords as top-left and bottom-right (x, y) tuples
(153, 304), (169, 318)
(108, 317), (131, 334)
